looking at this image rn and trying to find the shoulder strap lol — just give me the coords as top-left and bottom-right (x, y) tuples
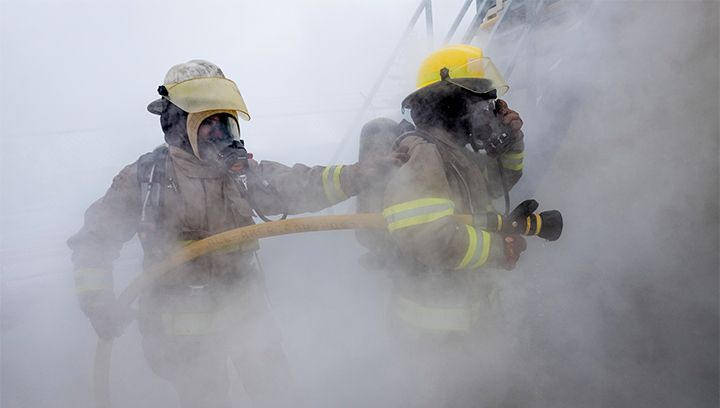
(137, 145), (169, 238)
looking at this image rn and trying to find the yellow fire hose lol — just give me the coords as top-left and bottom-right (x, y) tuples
(94, 213), (472, 408)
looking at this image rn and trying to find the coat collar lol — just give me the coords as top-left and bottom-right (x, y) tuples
(168, 145), (226, 179)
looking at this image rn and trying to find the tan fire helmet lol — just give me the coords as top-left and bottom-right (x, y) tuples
(147, 60), (250, 159)
(147, 59), (250, 121)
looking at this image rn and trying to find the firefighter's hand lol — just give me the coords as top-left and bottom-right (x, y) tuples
(498, 234), (527, 270)
(495, 99), (524, 144)
(84, 296), (135, 340)
(349, 146), (410, 190)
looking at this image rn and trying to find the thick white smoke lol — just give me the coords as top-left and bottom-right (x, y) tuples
(1, 1), (718, 408)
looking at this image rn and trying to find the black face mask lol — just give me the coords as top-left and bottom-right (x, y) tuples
(197, 115), (250, 172)
(464, 99), (513, 158)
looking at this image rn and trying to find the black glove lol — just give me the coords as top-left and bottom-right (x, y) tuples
(500, 200), (562, 241)
(348, 145), (410, 190)
(495, 99), (524, 145)
(498, 234), (527, 271)
(502, 199), (539, 234)
(82, 294), (135, 340)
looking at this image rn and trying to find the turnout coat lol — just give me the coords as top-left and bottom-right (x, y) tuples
(377, 125), (524, 333)
(68, 145), (358, 336)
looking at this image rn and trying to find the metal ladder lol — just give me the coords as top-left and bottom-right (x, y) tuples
(331, 0), (598, 198)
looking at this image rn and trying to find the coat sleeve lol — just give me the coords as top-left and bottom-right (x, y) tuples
(482, 140), (524, 200)
(382, 137), (505, 270)
(251, 160), (359, 215)
(67, 162), (142, 312)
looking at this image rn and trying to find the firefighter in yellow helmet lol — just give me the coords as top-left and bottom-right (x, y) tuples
(357, 45), (527, 407)
(68, 59), (405, 408)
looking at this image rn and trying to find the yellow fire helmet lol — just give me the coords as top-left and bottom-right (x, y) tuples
(402, 44), (508, 109)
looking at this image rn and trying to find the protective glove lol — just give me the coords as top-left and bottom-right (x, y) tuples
(348, 145), (410, 190)
(80, 292), (135, 340)
(494, 99), (524, 145)
(502, 199), (539, 235)
(498, 234), (527, 271)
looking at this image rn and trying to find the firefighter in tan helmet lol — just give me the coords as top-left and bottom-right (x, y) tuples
(357, 45), (528, 407)
(68, 59), (405, 407)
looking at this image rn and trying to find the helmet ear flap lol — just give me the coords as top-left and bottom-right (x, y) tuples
(161, 103), (193, 154)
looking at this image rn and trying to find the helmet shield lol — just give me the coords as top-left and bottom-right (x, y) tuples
(162, 77), (250, 120)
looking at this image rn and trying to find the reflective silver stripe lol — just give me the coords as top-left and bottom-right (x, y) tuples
(456, 226), (491, 269)
(74, 268), (113, 293)
(393, 296), (484, 331)
(322, 165), (349, 205)
(501, 151), (523, 170)
(382, 198), (455, 232)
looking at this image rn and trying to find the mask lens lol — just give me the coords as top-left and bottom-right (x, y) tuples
(225, 115), (240, 141)
(197, 114), (247, 171)
(200, 114), (240, 144)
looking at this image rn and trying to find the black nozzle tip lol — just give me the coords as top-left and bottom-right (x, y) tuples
(538, 210), (563, 241)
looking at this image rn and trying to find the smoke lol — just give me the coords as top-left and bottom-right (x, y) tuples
(1, 1), (718, 408)
(497, 2), (720, 407)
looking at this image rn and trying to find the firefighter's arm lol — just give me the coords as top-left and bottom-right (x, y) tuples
(251, 150), (408, 215)
(383, 139), (510, 270)
(67, 163), (140, 338)
(483, 140), (524, 200)
(483, 99), (525, 199)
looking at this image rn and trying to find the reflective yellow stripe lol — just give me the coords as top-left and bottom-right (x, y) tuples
(387, 209), (455, 232)
(322, 165), (348, 205)
(382, 198), (452, 217)
(456, 226), (491, 269)
(497, 214), (502, 231)
(74, 268), (110, 278)
(160, 292), (253, 335)
(74, 268), (113, 294)
(524, 216), (532, 235)
(502, 152), (524, 160)
(501, 151), (523, 170)
(333, 165), (348, 201)
(75, 283), (114, 293)
(457, 225), (477, 269)
(534, 214), (542, 236)
(383, 198), (455, 232)
(322, 166), (332, 202)
(394, 296), (471, 331)
(471, 230), (492, 268)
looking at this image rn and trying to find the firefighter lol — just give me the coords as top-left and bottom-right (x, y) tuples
(366, 45), (528, 407)
(68, 59), (403, 408)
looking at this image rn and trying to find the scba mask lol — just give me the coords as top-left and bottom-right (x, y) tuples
(464, 97), (514, 158)
(189, 112), (250, 172)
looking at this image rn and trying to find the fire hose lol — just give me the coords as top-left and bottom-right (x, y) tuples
(94, 210), (561, 407)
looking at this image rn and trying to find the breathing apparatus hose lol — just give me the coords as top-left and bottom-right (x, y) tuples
(93, 211), (561, 407)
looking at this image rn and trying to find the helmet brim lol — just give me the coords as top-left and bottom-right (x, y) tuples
(402, 78), (505, 109)
(147, 98), (164, 115)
